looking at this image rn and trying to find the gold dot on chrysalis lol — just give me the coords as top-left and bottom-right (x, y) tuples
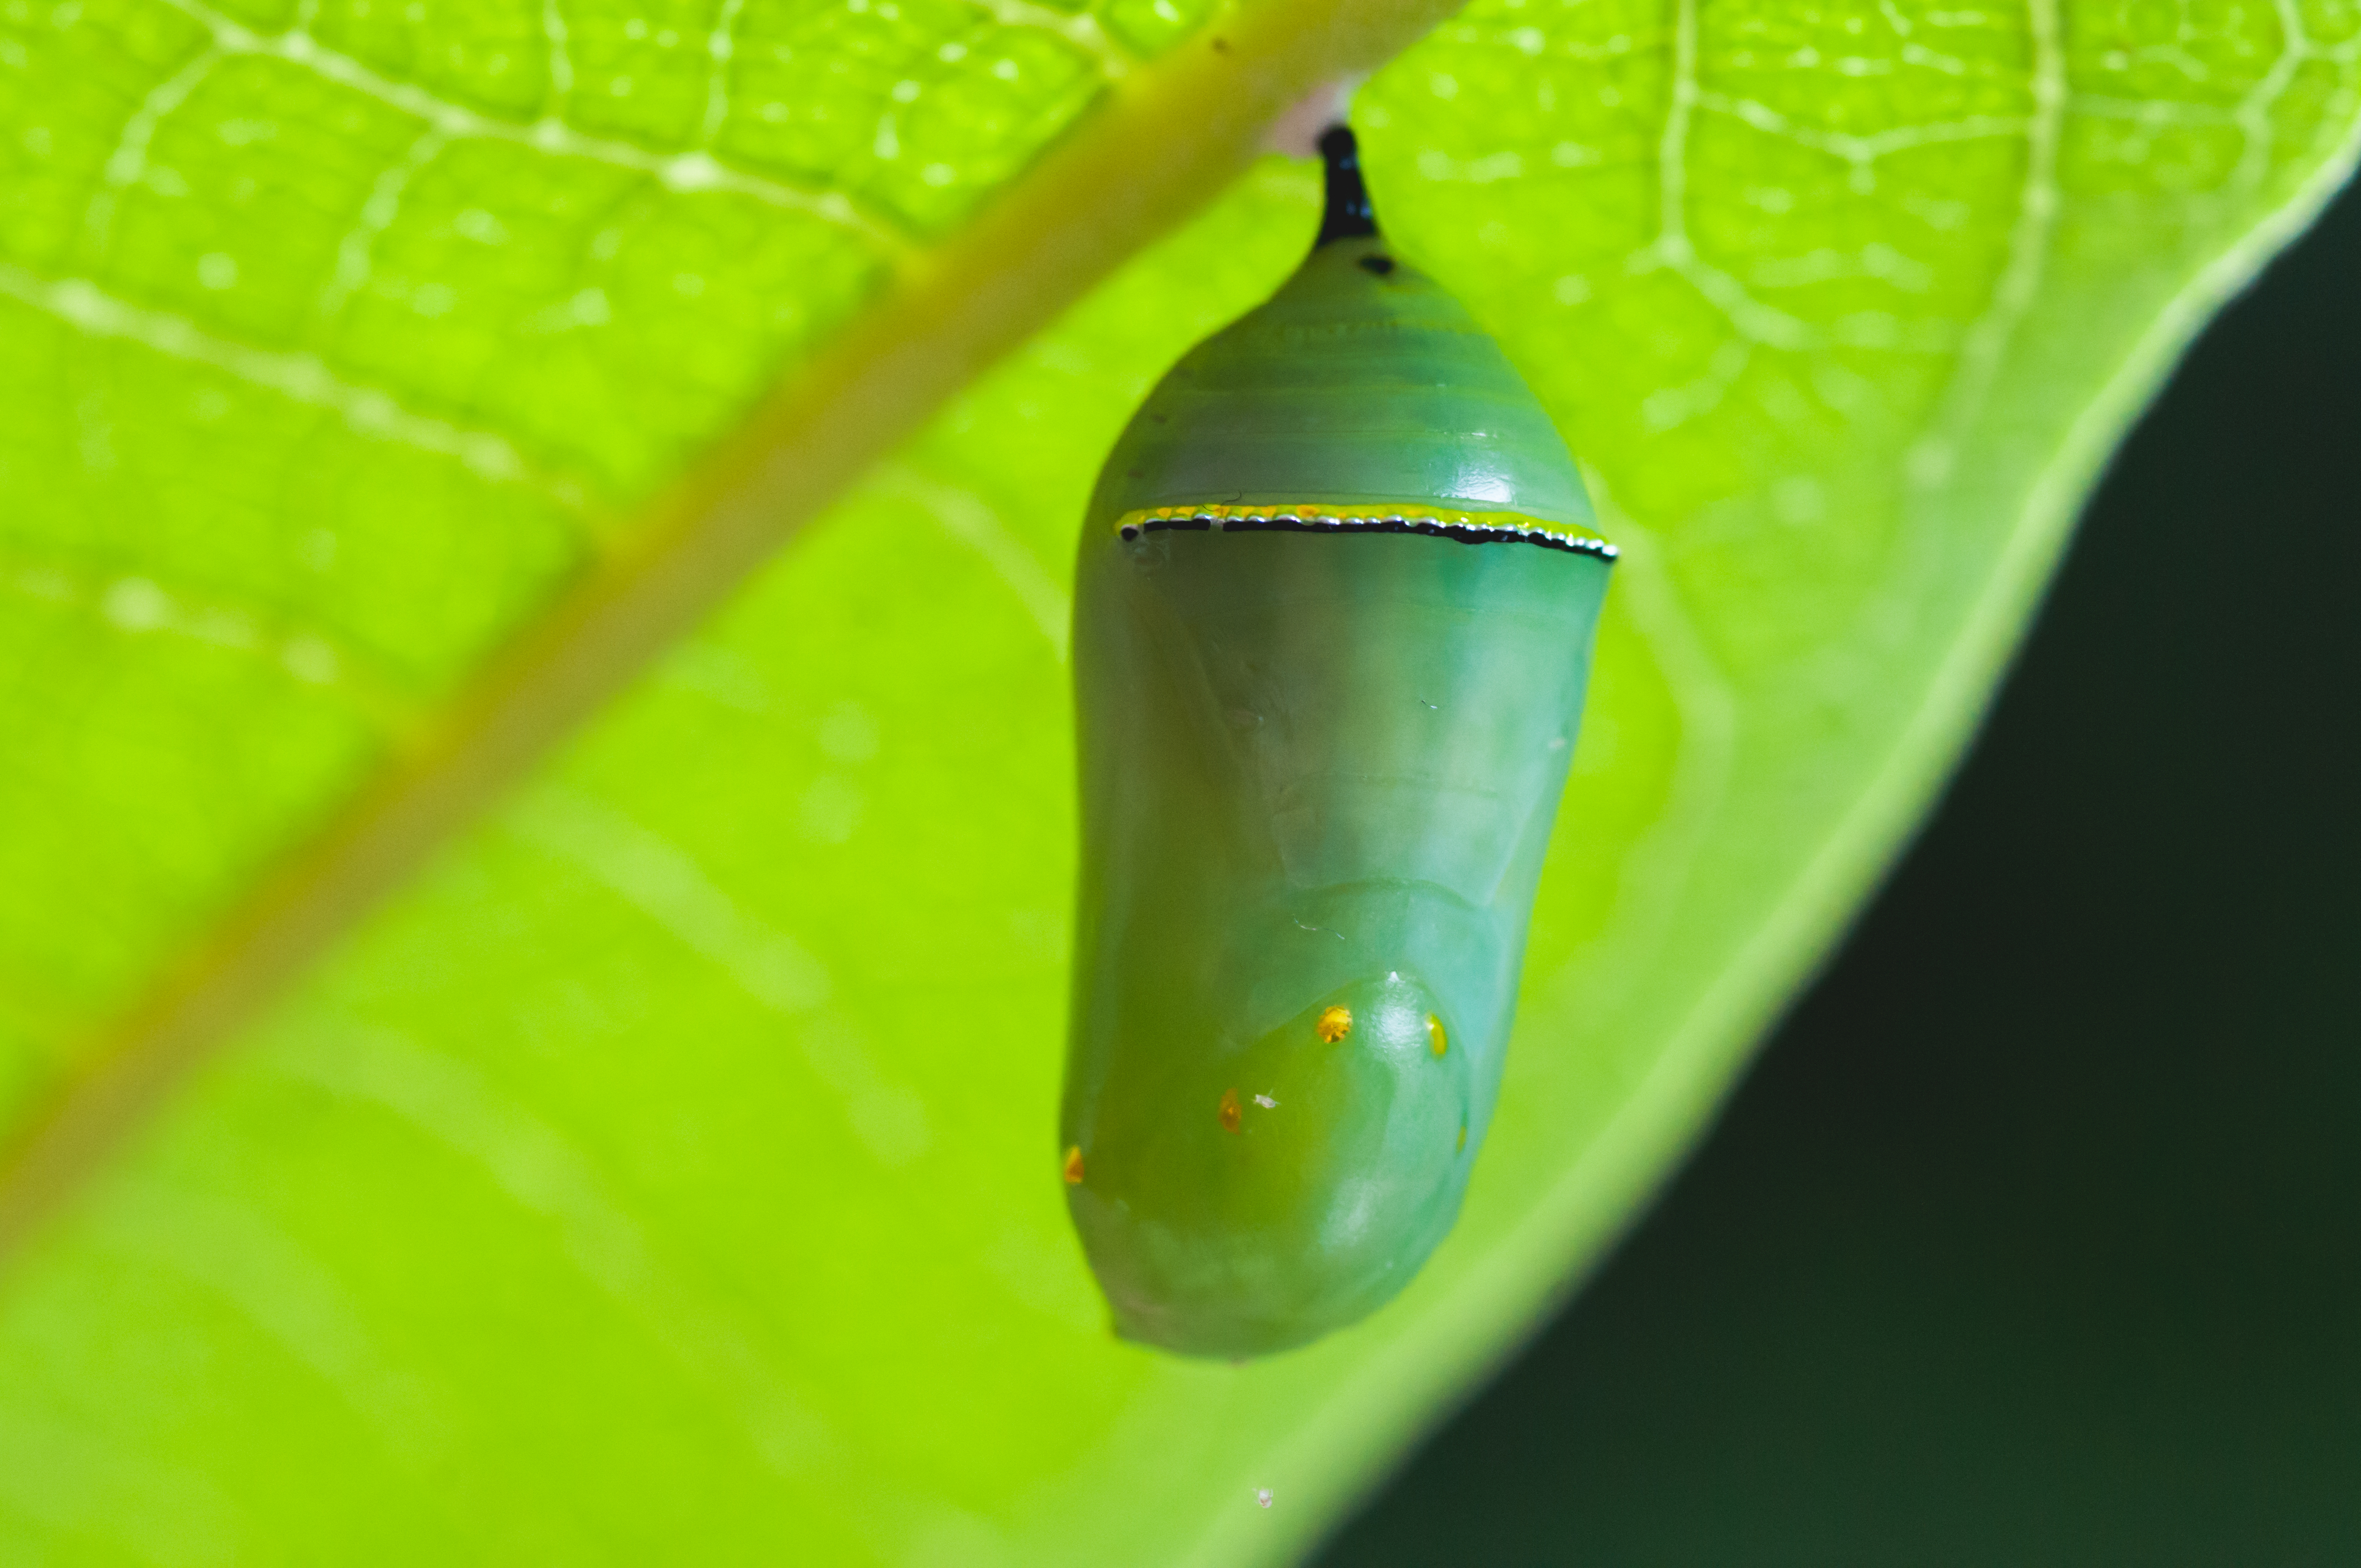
(1456, 1124), (1467, 1152)
(1062, 1146), (1085, 1184)
(1315, 1005), (1352, 1043)
(1218, 1087), (1242, 1133)
(1428, 1014), (1448, 1057)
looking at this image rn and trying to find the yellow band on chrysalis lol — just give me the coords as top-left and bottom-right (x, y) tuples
(1110, 502), (1615, 559)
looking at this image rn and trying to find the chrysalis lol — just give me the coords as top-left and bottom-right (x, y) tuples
(1062, 126), (1615, 1358)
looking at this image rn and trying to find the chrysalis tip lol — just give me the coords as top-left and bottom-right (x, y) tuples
(1314, 124), (1379, 248)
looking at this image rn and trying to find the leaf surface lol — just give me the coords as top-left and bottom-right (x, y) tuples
(1, 0), (2357, 1561)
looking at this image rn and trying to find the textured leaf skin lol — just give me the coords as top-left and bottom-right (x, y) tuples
(1067, 233), (1611, 1355)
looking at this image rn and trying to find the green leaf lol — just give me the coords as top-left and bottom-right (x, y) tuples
(3, 0), (2357, 1562)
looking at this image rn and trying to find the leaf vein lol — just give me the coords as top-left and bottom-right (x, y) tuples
(313, 127), (449, 323)
(1904, 0), (2066, 489)
(80, 41), (222, 259)
(0, 263), (578, 503)
(153, 0), (916, 259)
(883, 469), (1073, 657)
(0, 551), (423, 735)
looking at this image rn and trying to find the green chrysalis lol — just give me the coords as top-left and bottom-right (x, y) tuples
(1062, 127), (1614, 1358)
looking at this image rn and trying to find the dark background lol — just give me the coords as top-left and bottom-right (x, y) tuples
(1318, 175), (2361, 1566)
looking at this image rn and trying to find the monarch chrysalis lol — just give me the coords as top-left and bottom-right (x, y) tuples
(1062, 127), (1614, 1358)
